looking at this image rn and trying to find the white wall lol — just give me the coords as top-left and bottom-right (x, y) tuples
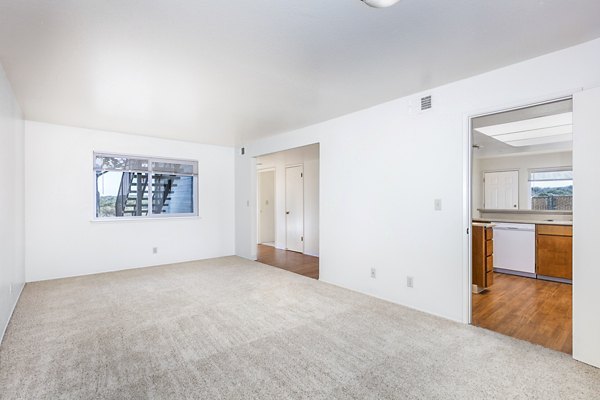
(235, 151), (257, 260)
(257, 170), (275, 243)
(472, 151), (573, 217)
(25, 122), (235, 282)
(572, 87), (600, 368)
(303, 158), (319, 257)
(235, 38), (600, 366)
(257, 145), (319, 256)
(0, 64), (25, 341)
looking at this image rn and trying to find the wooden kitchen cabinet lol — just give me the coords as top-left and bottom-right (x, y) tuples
(473, 225), (494, 291)
(536, 224), (572, 281)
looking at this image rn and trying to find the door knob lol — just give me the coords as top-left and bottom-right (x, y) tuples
(286, 211), (290, 215)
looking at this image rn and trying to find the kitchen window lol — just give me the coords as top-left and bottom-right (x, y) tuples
(529, 168), (572, 211)
(94, 153), (198, 219)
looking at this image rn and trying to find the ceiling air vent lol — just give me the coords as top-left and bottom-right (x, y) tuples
(420, 95), (432, 111)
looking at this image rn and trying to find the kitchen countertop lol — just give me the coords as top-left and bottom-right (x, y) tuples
(473, 218), (572, 226)
(472, 222), (496, 228)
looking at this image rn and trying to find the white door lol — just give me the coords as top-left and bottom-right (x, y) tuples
(258, 170), (275, 244)
(285, 165), (304, 252)
(484, 171), (519, 209)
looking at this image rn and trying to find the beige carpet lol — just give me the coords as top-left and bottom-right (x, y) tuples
(0, 256), (598, 400)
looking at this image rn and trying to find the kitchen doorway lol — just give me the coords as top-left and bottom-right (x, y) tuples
(469, 97), (573, 354)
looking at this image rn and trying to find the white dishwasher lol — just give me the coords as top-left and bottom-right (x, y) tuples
(492, 223), (536, 276)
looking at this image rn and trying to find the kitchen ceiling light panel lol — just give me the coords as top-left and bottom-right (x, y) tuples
(505, 133), (573, 147)
(475, 112), (572, 137)
(475, 112), (573, 147)
(486, 124), (572, 143)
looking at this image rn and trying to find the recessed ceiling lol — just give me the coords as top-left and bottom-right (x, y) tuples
(1, 1), (600, 146)
(475, 112), (572, 147)
(472, 99), (573, 158)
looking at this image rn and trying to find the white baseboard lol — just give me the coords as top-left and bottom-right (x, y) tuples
(0, 282), (25, 345)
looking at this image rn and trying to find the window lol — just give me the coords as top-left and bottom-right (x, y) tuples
(94, 153), (198, 219)
(529, 168), (572, 211)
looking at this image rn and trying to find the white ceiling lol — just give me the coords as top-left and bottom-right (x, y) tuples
(1, 1), (600, 146)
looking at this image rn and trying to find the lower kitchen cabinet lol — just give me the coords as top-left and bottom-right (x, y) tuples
(473, 225), (494, 290)
(536, 225), (572, 280)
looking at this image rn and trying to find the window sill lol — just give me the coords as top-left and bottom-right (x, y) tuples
(90, 215), (201, 223)
(477, 209), (572, 215)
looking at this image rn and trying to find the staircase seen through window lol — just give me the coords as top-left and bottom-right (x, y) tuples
(94, 154), (198, 218)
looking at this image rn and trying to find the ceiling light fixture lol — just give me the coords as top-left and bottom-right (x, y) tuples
(361, 0), (401, 8)
(474, 112), (573, 147)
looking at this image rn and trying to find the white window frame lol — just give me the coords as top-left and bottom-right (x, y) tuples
(528, 166), (573, 211)
(93, 152), (199, 221)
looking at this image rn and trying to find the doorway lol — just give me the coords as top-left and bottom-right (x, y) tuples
(255, 144), (320, 279)
(469, 98), (573, 354)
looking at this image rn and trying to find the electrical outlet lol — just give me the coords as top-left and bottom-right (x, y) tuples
(434, 199), (442, 211)
(407, 276), (414, 288)
(371, 268), (376, 279)
(152, 247), (158, 254)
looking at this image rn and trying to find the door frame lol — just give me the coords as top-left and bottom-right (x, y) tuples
(256, 168), (276, 245)
(464, 91), (576, 325)
(285, 163), (304, 253)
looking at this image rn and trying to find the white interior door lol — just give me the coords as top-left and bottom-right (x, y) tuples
(258, 170), (275, 244)
(285, 165), (304, 252)
(484, 170), (519, 209)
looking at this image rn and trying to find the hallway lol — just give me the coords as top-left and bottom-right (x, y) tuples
(256, 244), (319, 279)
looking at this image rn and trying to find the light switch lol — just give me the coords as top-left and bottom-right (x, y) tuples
(434, 199), (442, 211)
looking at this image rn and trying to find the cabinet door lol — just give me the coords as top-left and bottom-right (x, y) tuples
(537, 235), (572, 279)
(472, 226), (486, 287)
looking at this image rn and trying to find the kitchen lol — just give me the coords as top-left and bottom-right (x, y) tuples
(470, 98), (573, 354)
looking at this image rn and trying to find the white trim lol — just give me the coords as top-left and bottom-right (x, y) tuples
(0, 283), (25, 345)
(93, 150), (199, 166)
(90, 215), (201, 223)
(528, 165), (573, 178)
(462, 112), (473, 324)
(319, 278), (463, 324)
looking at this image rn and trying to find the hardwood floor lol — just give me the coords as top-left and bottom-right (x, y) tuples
(472, 272), (572, 354)
(256, 244), (319, 279)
